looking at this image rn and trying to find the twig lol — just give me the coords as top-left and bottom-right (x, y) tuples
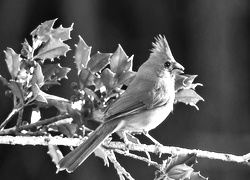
(0, 135), (249, 167)
(0, 107), (22, 130)
(0, 113), (70, 135)
(16, 107), (24, 127)
(114, 149), (160, 168)
(107, 150), (135, 180)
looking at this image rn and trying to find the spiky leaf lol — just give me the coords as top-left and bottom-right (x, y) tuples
(100, 68), (115, 91)
(175, 89), (204, 110)
(31, 63), (44, 87)
(110, 44), (128, 74)
(21, 39), (33, 59)
(41, 63), (71, 81)
(175, 74), (187, 92)
(31, 19), (57, 42)
(32, 84), (47, 103)
(4, 48), (20, 79)
(34, 36), (70, 61)
(51, 24), (73, 41)
(75, 35), (91, 74)
(183, 75), (203, 89)
(190, 172), (208, 180)
(31, 19), (72, 42)
(116, 70), (136, 87)
(163, 154), (197, 173)
(79, 68), (96, 89)
(175, 74), (202, 91)
(9, 80), (24, 101)
(0, 75), (8, 85)
(87, 52), (111, 73)
(155, 154), (204, 180)
(167, 164), (194, 180)
(36, 91), (70, 113)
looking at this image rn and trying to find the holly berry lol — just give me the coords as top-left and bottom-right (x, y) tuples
(5, 90), (13, 98)
(71, 82), (78, 90)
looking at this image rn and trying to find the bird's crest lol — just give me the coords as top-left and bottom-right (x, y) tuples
(151, 35), (173, 58)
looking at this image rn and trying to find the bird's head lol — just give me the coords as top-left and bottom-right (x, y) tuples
(148, 35), (184, 76)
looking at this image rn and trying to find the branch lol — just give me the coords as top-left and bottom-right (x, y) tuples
(0, 113), (70, 135)
(107, 142), (250, 167)
(0, 135), (249, 167)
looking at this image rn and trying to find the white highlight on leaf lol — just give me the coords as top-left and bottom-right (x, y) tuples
(31, 108), (41, 124)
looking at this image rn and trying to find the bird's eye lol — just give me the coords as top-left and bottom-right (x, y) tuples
(164, 61), (171, 68)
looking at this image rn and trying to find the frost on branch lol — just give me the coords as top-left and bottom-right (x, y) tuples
(0, 19), (208, 180)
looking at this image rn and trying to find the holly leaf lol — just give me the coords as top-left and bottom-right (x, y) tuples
(9, 80), (24, 102)
(48, 145), (63, 167)
(75, 35), (92, 74)
(94, 77), (103, 91)
(38, 92), (70, 113)
(184, 75), (203, 90)
(110, 44), (128, 74)
(51, 24), (73, 41)
(0, 75), (9, 86)
(175, 89), (204, 110)
(79, 68), (96, 89)
(175, 74), (187, 92)
(155, 154), (203, 180)
(21, 39), (33, 59)
(31, 19), (73, 42)
(175, 74), (202, 91)
(84, 87), (101, 102)
(115, 69), (136, 87)
(57, 124), (78, 137)
(167, 164), (194, 180)
(31, 84), (47, 103)
(34, 36), (70, 61)
(31, 19), (57, 42)
(48, 118), (77, 137)
(100, 68), (115, 91)
(175, 74), (203, 109)
(41, 63), (71, 81)
(163, 154), (197, 173)
(42, 77), (61, 90)
(115, 54), (135, 84)
(87, 52), (111, 73)
(31, 63), (44, 87)
(4, 48), (21, 79)
(189, 172), (208, 180)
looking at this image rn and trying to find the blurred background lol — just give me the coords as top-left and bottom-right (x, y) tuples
(0, 0), (250, 179)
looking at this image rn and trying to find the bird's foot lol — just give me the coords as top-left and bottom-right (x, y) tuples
(143, 130), (163, 157)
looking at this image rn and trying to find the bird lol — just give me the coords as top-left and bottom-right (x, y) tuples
(58, 35), (184, 173)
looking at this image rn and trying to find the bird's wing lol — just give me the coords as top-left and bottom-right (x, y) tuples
(105, 77), (170, 122)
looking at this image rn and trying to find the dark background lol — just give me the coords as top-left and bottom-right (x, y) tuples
(0, 0), (250, 179)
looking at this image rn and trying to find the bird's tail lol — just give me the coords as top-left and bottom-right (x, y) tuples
(58, 120), (121, 173)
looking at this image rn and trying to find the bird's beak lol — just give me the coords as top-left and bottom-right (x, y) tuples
(172, 61), (184, 74)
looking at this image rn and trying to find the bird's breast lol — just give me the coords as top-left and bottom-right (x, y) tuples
(120, 100), (174, 132)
